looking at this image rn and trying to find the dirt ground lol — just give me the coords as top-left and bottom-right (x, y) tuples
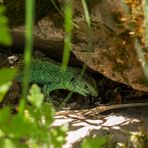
(54, 106), (148, 147)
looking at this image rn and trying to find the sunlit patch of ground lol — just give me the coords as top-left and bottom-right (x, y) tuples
(53, 106), (148, 148)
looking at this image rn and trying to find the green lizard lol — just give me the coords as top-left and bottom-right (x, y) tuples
(9, 55), (98, 100)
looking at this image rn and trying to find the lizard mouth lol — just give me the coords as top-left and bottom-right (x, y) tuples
(90, 90), (98, 97)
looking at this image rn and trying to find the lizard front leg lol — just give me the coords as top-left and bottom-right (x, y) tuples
(42, 83), (61, 105)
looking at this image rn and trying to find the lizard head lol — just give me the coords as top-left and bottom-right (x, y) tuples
(64, 73), (98, 97)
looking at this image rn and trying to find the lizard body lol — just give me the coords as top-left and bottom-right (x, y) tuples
(9, 55), (98, 99)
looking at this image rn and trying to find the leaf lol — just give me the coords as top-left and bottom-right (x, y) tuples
(0, 106), (12, 134)
(0, 137), (28, 148)
(81, 136), (109, 148)
(41, 103), (55, 126)
(27, 102), (55, 127)
(0, 27), (12, 45)
(10, 114), (34, 137)
(0, 5), (12, 46)
(50, 125), (67, 147)
(0, 16), (8, 24)
(0, 82), (12, 102)
(27, 84), (44, 108)
(0, 139), (16, 148)
(0, 5), (6, 14)
(0, 68), (17, 85)
(0, 106), (11, 125)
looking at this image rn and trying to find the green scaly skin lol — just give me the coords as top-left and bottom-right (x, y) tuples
(11, 55), (98, 100)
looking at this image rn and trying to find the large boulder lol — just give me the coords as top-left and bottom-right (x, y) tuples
(1, 0), (148, 91)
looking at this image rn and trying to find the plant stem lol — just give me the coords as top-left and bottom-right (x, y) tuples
(19, 0), (35, 115)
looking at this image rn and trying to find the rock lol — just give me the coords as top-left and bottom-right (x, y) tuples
(1, 0), (148, 91)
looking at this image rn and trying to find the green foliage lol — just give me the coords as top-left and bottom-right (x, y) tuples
(0, 85), (67, 147)
(130, 130), (148, 148)
(0, 3), (16, 102)
(0, 68), (17, 86)
(22, 0), (35, 100)
(61, 0), (73, 70)
(27, 84), (44, 108)
(19, 0), (35, 115)
(81, 136), (109, 148)
(0, 2), (67, 146)
(0, 106), (11, 127)
(0, 82), (11, 102)
(0, 5), (12, 46)
(0, 138), (17, 148)
(0, 68), (17, 102)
